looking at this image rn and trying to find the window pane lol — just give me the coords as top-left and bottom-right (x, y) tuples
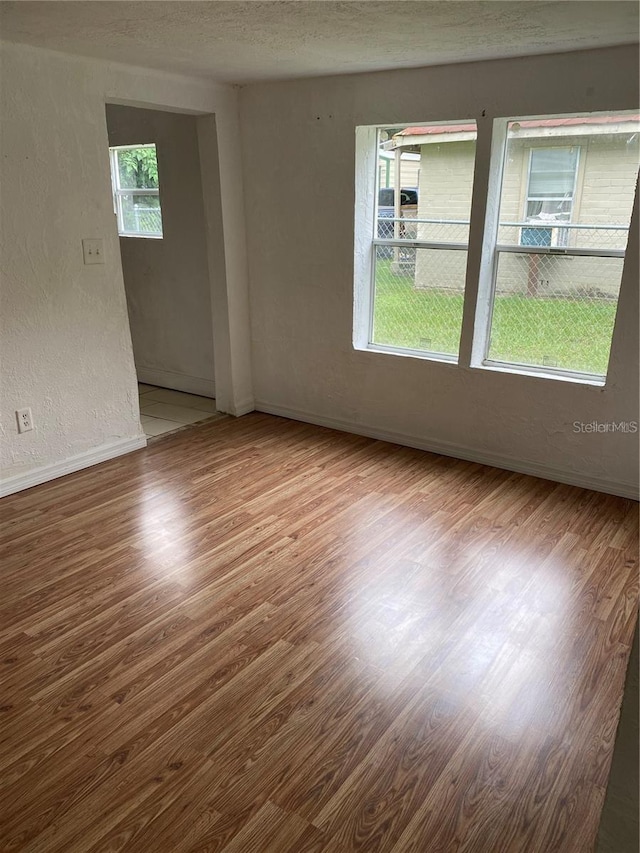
(115, 146), (160, 190)
(371, 246), (465, 356)
(369, 121), (476, 359)
(528, 147), (579, 197)
(488, 252), (624, 375)
(498, 114), (639, 250)
(378, 122), (477, 244)
(490, 111), (639, 378)
(118, 194), (163, 236)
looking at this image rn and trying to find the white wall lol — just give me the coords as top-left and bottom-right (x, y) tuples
(106, 105), (215, 397)
(240, 46), (639, 497)
(0, 42), (252, 493)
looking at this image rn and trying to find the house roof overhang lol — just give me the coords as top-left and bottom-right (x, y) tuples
(390, 115), (640, 147)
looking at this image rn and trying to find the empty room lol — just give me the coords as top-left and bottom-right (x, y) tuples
(0, 2), (638, 852)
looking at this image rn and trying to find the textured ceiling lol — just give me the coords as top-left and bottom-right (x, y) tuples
(0, 1), (638, 84)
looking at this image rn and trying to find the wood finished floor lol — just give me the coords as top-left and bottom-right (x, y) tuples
(0, 412), (638, 853)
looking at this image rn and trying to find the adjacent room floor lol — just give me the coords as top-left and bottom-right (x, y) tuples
(137, 383), (226, 438)
(1, 414), (637, 852)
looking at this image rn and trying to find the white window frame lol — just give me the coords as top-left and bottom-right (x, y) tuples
(109, 143), (163, 239)
(353, 122), (477, 364)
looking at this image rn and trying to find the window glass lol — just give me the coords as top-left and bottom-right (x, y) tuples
(109, 144), (163, 238)
(370, 121), (477, 359)
(115, 147), (160, 191)
(489, 112), (639, 377)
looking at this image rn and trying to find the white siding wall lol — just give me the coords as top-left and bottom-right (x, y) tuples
(378, 155), (420, 190)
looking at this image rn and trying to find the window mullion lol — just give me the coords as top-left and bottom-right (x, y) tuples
(496, 244), (626, 259)
(117, 189), (160, 197)
(372, 239), (469, 251)
(462, 118), (508, 368)
(353, 125), (378, 351)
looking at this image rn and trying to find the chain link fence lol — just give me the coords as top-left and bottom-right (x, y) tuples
(372, 217), (628, 373)
(488, 251), (623, 374)
(119, 195), (163, 236)
(371, 246), (465, 356)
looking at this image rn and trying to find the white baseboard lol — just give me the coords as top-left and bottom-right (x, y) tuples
(0, 435), (147, 498)
(255, 401), (639, 501)
(136, 367), (215, 399)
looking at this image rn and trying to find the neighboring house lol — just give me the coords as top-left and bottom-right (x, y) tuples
(378, 149), (420, 192)
(389, 115), (640, 296)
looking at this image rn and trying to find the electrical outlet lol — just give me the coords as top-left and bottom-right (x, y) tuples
(16, 408), (33, 434)
(82, 238), (105, 265)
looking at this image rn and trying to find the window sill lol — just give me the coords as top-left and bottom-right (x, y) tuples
(118, 233), (163, 240)
(356, 343), (459, 365)
(475, 360), (606, 387)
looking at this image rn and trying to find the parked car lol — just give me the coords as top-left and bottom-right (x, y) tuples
(377, 187), (419, 238)
(378, 188), (418, 261)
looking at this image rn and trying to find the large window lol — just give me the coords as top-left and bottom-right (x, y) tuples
(354, 111), (639, 384)
(109, 144), (163, 238)
(365, 121), (477, 361)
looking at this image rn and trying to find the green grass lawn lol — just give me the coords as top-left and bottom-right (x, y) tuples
(372, 259), (617, 375)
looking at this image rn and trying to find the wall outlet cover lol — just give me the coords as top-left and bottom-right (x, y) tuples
(16, 407), (33, 433)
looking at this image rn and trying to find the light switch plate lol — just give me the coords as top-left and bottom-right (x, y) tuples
(82, 238), (105, 265)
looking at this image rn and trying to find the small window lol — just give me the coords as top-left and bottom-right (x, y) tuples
(357, 121), (477, 361)
(109, 144), (163, 238)
(521, 147), (579, 247)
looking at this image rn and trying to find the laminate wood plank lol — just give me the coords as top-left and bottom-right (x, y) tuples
(71, 754), (223, 853)
(0, 412), (636, 853)
(116, 659), (369, 852)
(307, 690), (469, 850)
(1, 736), (126, 849)
(0, 698), (53, 765)
(609, 505), (640, 550)
(90, 632), (293, 757)
(28, 609), (196, 711)
(130, 804), (224, 853)
(23, 742), (209, 853)
(88, 605), (254, 704)
(0, 546), (164, 637)
(199, 658), (389, 815)
(194, 651), (375, 794)
(603, 556), (639, 648)
(178, 803), (267, 853)
(263, 664), (428, 820)
(11, 583), (189, 707)
(0, 698), (120, 796)
(215, 800), (311, 853)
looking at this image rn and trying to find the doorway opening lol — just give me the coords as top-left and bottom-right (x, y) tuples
(105, 103), (220, 439)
